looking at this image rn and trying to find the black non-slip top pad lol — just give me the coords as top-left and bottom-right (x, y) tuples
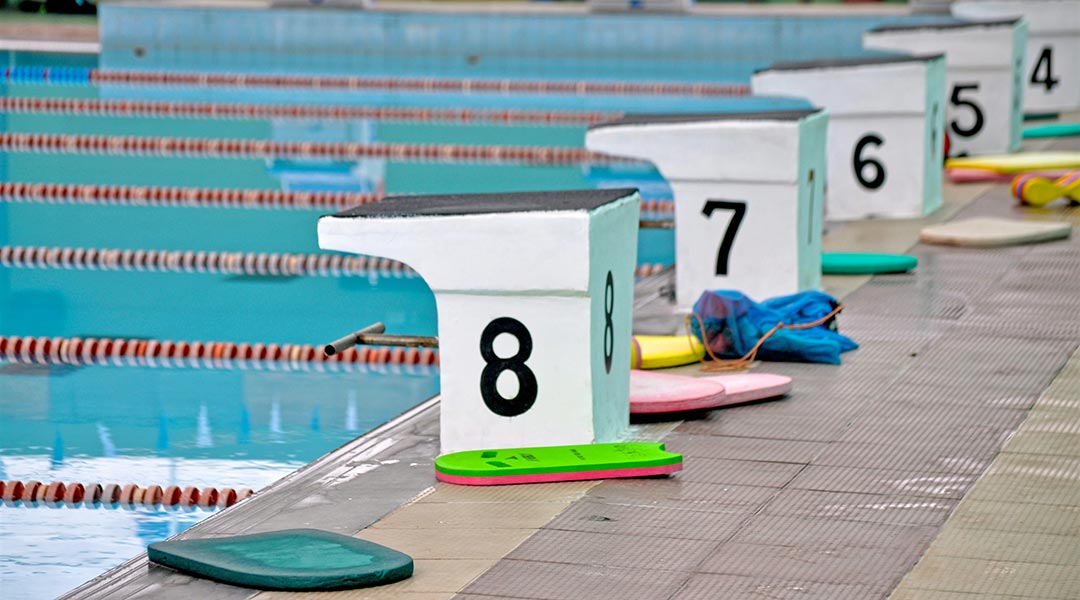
(331, 188), (637, 218)
(589, 108), (821, 129)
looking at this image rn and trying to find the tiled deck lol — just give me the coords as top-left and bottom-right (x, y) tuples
(63, 136), (1079, 599)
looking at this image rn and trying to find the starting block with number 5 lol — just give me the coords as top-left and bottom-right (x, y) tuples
(753, 55), (947, 221)
(585, 110), (827, 311)
(864, 19), (1028, 156)
(318, 190), (639, 453)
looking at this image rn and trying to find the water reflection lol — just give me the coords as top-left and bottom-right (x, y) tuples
(0, 363), (439, 599)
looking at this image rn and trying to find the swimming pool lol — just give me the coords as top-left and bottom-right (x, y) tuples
(0, 6), (957, 595)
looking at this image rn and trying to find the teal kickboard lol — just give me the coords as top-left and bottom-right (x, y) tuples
(147, 529), (413, 591)
(1023, 123), (1080, 139)
(822, 252), (917, 275)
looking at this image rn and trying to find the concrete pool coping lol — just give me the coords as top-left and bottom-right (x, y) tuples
(60, 128), (1080, 599)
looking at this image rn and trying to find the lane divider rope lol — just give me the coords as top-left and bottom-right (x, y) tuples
(0, 335), (441, 369)
(0, 245), (668, 279)
(0, 96), (622, 126)
(0, 245), (417, 278)
(0, 181), (673, 213)
(0, 132), (628, 166)
(2, 66), (751, 97)
(0, 479), (253, 510)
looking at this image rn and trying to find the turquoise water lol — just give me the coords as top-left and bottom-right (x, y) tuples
(0, 51), (696, 599)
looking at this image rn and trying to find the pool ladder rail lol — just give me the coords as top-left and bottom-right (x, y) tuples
(325, 322), (440, 357)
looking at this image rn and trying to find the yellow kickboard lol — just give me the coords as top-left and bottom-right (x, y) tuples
(631, 335), (706, 370)
(945, 152), (1080, 174)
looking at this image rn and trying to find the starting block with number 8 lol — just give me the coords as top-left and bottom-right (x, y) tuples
(318, 190), (639, 453)
(585, 110), (827, 311)
(864, 19), (1028, 156)
(753, 55), (947, 221)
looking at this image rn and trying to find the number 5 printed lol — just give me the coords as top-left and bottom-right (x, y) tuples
(702, 200), (746, 276)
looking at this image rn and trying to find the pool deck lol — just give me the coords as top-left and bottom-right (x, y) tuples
(60, 130), (1080, 599)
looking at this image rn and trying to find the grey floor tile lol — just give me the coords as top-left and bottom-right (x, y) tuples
(584, 478), (779, 513)
(663, 432), (827, 464)
(763, 489), (956, 528)
(462, 559), (689, 600)
(673, 456), (805, 488)
(507, 528), (715, 571)
(698, 541), (924, 587)
(731, 514), (939, 551)
(788, 464), (977, 499)
(670, 573), (889, 600)
(545, 499), (749, 542)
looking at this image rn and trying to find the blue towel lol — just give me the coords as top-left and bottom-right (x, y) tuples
(691, 290), (857, 365)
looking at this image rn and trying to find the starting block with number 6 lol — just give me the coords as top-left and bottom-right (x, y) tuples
(753, 55), (947, 221)
(953, 0), (1080, 114)
(864, 19), (1028, 156)
(585, 110), (827, 311)
(318, 190), (639, 453)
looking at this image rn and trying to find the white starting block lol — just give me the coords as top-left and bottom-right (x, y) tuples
(753, 56), (946, 221)
(953, 0), (1080, 114)
(585, 110), (827, 311)
(864, 19), (1027, 155)
(318, 190), (639, 453)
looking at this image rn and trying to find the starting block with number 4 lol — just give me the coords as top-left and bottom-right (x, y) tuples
(753, 55), (947, 221)
(585, 110), (827, 311)
(318, 190), (639, 453)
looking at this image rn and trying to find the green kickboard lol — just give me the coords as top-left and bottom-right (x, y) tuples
(147, 529), (413, 591)
(822, 252), (917, 275)
(435, 442), (682, 478)
(1023, 123), (1080, 139)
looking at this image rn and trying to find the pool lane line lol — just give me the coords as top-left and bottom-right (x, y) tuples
(2, 66), (751, 98)
(0, 132), (631, 166)
(0, 335), (441, 370)
(0, 245), (418, 277)
(0, 97), (623, 126)
(0, 245), (668, 279)
(0, 182), (674, 213)
(0, 480), (253, 510)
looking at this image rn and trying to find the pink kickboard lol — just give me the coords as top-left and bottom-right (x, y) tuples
(434, 462), (683, 486)
(702, 373), (792, 405)
(629, 370), (728, 414)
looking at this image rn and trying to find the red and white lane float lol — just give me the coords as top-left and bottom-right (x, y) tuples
(0, 244), (666, 279)
(0, 480), (253, 509)
(0, 132), (627, 166)
(0, 97), (621, 126)
(0, 245), (416, 278)
(0, 335), (440, 371)
(0, 181), (379, 210)
(0, 182), (673, 214)
(3, 65), (750, 97)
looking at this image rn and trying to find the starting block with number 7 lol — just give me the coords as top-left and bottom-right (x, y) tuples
(585, 109), (828, 312)
(753, 55), (947, 221)
(318, 190), (639, 453)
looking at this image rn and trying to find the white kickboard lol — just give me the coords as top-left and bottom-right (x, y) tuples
(920, 217), (1072, 247)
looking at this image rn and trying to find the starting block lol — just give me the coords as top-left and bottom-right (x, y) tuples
(318, 190), (639, 453)
(953, 0), (1080, 114)
(753, 55), (947, 221)
(585, 109), (827, 311)
(864, 19), (1028, 155)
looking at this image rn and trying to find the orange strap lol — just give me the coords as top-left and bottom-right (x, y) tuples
(686, 304), (845, 373)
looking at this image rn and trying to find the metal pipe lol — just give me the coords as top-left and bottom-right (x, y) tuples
(324, 322), (386, 356)
(354, 333), (440, 348)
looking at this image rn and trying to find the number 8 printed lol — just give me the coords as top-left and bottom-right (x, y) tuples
(603, 271), (614, 374)
(479, 317), (538, 417)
